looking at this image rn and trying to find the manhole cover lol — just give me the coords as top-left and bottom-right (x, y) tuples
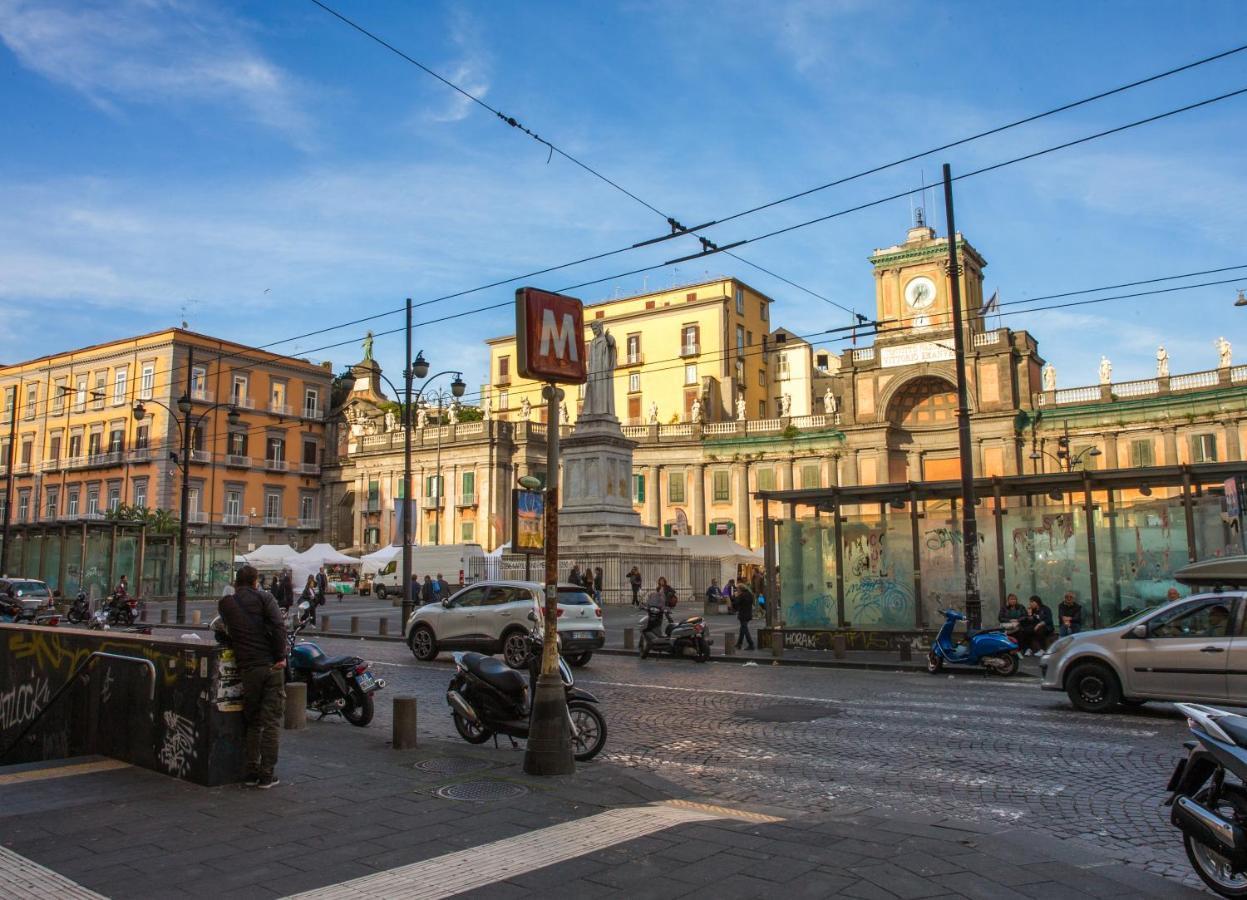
(415, 757), (492, 775)
(737, 704), (839, 723)
(435, 780), (529, 803)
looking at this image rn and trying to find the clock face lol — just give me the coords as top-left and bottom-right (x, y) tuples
(904, 276), (937, 311)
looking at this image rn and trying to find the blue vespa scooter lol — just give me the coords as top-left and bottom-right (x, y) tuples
(926, 608), (1020, 676)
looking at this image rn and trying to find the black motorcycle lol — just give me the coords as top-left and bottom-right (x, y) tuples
(1167, 703), (1247, 896)
(637, 604), (710, 662)
(285, 601), (384, 726)
(90, 591), (138, 628)
(445, 626), (607, 761)
(66, 591), (90, 625)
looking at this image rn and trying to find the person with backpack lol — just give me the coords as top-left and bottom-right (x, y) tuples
(218, 565), (287, 789)
(733, 582), (756, 651)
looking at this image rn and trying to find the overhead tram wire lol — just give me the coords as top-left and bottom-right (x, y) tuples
(31, 81), (1247, 415)
(305, 3), (1245, 321)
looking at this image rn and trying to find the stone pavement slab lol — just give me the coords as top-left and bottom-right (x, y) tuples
(0, 720), (1207, 899)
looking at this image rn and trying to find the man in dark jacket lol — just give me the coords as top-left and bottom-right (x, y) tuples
(1057, 592), (1082, 637)
(219, 565), (287, 789)
(733, 583), (756, 651)
(1018, 595), (1054, 656)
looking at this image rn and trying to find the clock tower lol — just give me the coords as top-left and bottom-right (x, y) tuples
(869, 213), (988, 344)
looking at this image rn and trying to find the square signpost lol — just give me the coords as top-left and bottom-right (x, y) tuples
(515, 287), (587, 776)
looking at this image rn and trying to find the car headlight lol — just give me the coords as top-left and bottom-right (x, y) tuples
(1046, 636), (1073, 658)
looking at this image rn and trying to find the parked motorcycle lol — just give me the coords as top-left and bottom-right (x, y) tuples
(1166, 703), (1247, 896)
(637, 604), (710, 662)
(286, 601), (384, 726)
(87, 592), (139, 629)
(926, 608), (1020, 676)
(66, 591), (90, 625)
(445, 624), (607, 761)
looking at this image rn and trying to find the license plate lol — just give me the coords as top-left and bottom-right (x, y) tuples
(573, 631), (595, 640)
(357, 672), (379, 692)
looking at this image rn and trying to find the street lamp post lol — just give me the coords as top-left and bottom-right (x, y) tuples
(0, 381), (21, 577)
(133, 348), (240, 624)
(363, 312), (463, 630)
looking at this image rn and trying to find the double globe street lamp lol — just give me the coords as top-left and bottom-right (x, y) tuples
(133, 374), (241, 625)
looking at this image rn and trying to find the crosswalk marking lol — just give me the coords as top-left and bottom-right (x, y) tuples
(0, 845), (106, 899)
(285, 801), (763, 899)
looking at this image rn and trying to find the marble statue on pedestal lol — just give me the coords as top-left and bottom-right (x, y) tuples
(736, 397), (747, 421)
(647, 401), (659, 424)
(1042, 363), (1056, 392)
(583, 321), (617, 417)
(824, 388), (836, 416)
(1217, 336), (1232, 368)
(1156, 346), (1169, 378)
(1099, 356), (1112, 385)
(520, 397), (532, 421)
(690, 397), (701, 423)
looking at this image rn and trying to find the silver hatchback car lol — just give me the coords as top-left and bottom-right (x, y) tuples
(1041, 557), (1247, 712)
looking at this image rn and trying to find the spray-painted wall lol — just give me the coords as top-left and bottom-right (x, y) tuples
(0, 624), (244, 786)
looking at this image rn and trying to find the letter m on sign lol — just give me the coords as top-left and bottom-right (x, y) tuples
(515, 288), (587, 384)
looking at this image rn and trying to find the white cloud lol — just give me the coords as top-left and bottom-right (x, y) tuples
(424, 6), (490, 123)
(0, 0), (308, 137)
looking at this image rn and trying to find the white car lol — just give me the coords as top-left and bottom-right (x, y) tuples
(404, 580), (605, 668)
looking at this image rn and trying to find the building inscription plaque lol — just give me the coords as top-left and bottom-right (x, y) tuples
(879, 341), (955, 368)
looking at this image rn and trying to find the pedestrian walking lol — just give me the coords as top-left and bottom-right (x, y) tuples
(749, 568), (764, 598)
(568, 565), (583, 588)
(655, 576), (676, 607)
(420, 575), (435, 605)
(315, 567), (328, 605)
(627, 566), (643, 605)
(593, 567), (604, 604)
(733, 582), (756, 651)
(434, 573), (447, 600)
(277, 571), (293, 610)
(218, 565), (287, 789)
(300, 575), (318, 623)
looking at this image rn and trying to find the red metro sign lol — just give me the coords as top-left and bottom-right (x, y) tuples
(515, 288), (588, 385)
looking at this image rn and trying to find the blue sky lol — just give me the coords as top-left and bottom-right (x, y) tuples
(1, 0), (1245, 400)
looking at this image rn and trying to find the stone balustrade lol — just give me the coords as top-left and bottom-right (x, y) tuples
(1036, 366), (1241, 407)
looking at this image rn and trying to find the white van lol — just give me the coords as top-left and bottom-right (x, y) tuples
(370, 544), (486, 600)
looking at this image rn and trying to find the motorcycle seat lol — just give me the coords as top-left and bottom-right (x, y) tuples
(308, 654), (356, 673)
(1220, 715), (1247, 748)
(462, 652), (526, 696)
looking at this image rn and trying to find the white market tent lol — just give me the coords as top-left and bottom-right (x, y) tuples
(239, 544), (299, 568)
(289, 543), (360, 590)
(359, 545), (402, 574)
(671, 534), (762, 585)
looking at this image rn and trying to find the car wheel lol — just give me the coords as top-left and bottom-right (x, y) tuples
(567, 652), (592, 668)
(409, 625), (438, 662)
(375, 584), (386, 600)
(502, 630), (531, 669)
(1066, 661), (1121, 712)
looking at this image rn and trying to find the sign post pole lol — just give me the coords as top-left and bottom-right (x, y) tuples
(514, 286), (585, 778)
(524, 382), (574, 775)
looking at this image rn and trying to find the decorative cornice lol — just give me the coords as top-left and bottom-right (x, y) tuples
(868, 237), (986, 270)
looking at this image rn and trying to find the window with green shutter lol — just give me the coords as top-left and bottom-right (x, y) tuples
(712, 470), (730, 502)
(462, 471), (475, 496)
(667, 470), (685, 504)
(1129, 439), (1154, 468)
(801, 464), (820, 489)
(756, 467), (775, 491)
(632, 473), (645, 503)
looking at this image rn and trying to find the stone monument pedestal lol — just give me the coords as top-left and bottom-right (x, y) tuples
(558, 413), (660, 547)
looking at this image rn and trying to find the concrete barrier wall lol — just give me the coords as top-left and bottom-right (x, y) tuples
(0, 624), (245, 786)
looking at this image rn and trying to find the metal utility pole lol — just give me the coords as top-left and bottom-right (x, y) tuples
(0, 383), (19, 576)
(176, 346), (194, 625)
(401, 297), (415, 632)
(523, 382), (574, 776)
(941, 163), (981, 627)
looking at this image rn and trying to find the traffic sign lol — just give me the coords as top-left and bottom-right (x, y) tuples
(515, 288), (587, 384)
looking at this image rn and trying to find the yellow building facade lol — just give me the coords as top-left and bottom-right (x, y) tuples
(484, 278), (776, 425)
(0, 329), (333, 551)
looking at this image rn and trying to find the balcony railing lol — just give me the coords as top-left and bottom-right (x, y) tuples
(297, 517), (320, 530)
(269, 402), (291, 416)
(264, 458), (288, 472)
(299, 462), (320, 475)
(190, 389), (215, 403)
(625, 352), (644, 366)
(233, 396), (255, 410)
(263, 516), (287, 528)
(126, 448), (152, 463)
(221, 513), (247, 526)
(363, 499), (382, 513)
(81, 511), (105, 521)
(187, 511), (209, 524)
(85, 451), (123, 468)
(679, 343), (700, 358)
(190, 450), (213, 464)
(456, 493), (477, 507)
(225, 454), (250, 468)
(421, 497), (443, 510)
(302, 404), (322, 419)
(852, 347), (876, 362)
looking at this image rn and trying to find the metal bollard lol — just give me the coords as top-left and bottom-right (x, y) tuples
(351, 616), (360, 635)
(191, 609), (202, 625)
(392, 696), (418, 750)
(284, 683), (307, 730)
(771, 628), (784, 659)
(321, 615), (331, 633)
(160, 608), (168, 624)
(379, 618), (389, 637)
(832, 634), (846, 659)
(723, 634), (735, 656)
(898, 642), (912, 662)
(623, 627), (634, 650)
